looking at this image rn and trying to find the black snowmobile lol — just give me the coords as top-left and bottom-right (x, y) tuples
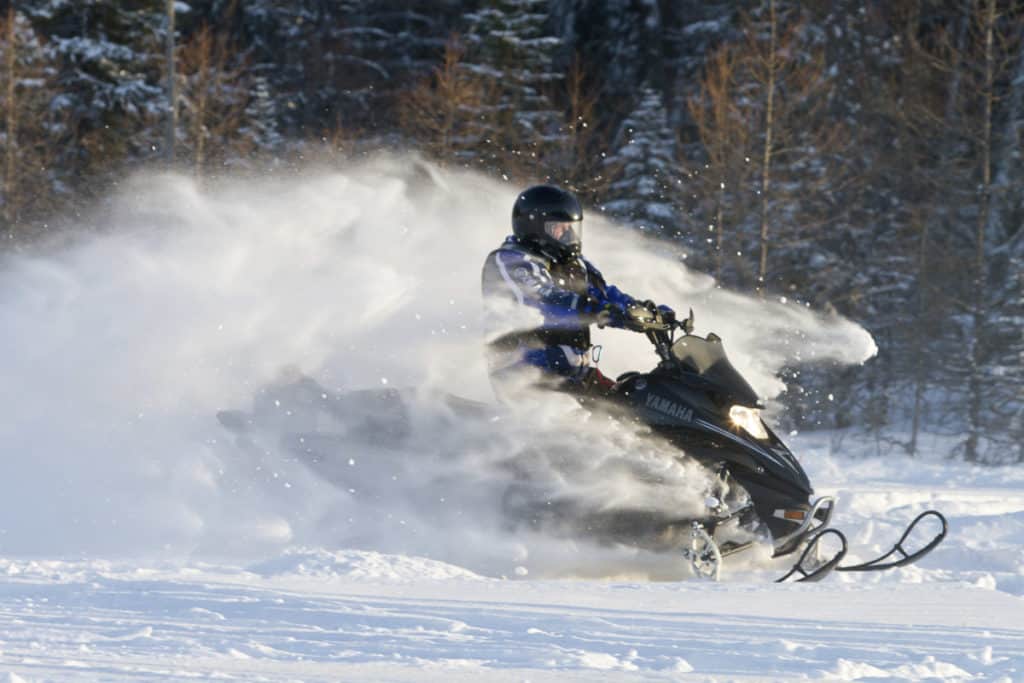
(571, 303), (948, 581)
(216, 306), (947, 582)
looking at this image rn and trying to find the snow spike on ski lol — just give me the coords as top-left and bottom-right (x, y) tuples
(775, 528), (847, 583)
(836, 510), (948, 573)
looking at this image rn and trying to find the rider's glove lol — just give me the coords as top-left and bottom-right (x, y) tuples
(624, 301), (663, 332)
(581, 288), (626, 329)
(657, 304), (676, 324)
(596, 303), (628, 328)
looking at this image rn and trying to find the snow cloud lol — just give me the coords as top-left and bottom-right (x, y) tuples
(0, 155), (874, 577)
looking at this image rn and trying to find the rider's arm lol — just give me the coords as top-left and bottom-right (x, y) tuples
(583, 260), (675, 329)
(581, 260), (637, 329)
(490, 249), (590, 325)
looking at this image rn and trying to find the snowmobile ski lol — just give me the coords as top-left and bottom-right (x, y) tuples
(774, 528), (848, 583)
(683, 522), (723, 581)
(836, 510), (948, 573)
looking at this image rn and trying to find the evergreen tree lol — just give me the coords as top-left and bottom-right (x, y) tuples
(601, 87), (684, 238)
(238, 73), (282, 158)
(462, 0), (565, 177)
(21, 0), (165, 189)
(234, 0), (460, 139)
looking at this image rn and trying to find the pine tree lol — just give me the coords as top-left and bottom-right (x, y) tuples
(238, 74), (282, 159)
(23, 0), (165, 190)
(601, 87), (684, 238)
(234, 0), (461, 140)
(462, 0), (565, 177)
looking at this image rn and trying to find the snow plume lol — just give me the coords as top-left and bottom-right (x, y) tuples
(0, 155), (875, 578)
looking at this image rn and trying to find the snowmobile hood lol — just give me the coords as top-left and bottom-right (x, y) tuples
(670, 335), (761, 407)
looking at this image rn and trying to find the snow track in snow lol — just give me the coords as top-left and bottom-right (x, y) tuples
(0, 560), (1019, 681)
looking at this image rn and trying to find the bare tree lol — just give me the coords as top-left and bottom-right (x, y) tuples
(687, 3), (847, 295)
(756, 0), (779, 298)
(165, 0), (176, 163)
(177, 23), (249, 179)
(3, 7), (17, 228)
(398, 35), (494, 166)
(0, 8), (58, 240)
(902, 0), (1024, 461)
(553, 55), (615, 204)
(688, 45), (755, 283)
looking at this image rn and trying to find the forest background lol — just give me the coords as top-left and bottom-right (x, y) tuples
(0, 0), (1020, 462)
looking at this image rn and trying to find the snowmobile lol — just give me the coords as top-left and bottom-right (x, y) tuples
(216, 306), (947, 583)
(589, 304), (948, 581)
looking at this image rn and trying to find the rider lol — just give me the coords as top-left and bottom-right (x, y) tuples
(481, 184), (674, 399)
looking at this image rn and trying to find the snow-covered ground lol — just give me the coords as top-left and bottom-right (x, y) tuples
(2, 435), (1021, 682)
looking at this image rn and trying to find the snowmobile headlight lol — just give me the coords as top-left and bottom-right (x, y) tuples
(729, 405), (769, 440)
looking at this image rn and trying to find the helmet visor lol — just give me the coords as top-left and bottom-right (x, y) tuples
(544, 220), (582, 250)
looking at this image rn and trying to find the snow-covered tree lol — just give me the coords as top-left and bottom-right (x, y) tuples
(236, 0), (460, 139)
(21, 0), (165, 190)
(238, 74), (282, 159)
(462, 0), (565, 176)
(601, 87), (684, 238)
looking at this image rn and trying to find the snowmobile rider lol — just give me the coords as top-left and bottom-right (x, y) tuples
(482, 184), (675, 399)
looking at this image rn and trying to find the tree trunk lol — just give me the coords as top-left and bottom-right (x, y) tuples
(965, 0), (996, 462)
(3, 8), (18, 231)
(192, 28), (211, 180)
(715, 179), (725, 282)
(165, 0), (177, 163)
(758, 0), (777, 298)
(987, 22), (1024, 244)
(905, 3), (970, 456)
(908, 211), (930, 456)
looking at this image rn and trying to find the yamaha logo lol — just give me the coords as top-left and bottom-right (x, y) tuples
(645, 393), (694, 422)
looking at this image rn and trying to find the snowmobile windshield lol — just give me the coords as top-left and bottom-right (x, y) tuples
(544, 220), (582, 249)
(670, 335), (761, 407)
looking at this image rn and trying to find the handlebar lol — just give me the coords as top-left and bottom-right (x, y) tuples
(628, 303), (694, 364)
(625, 302), (693, 333)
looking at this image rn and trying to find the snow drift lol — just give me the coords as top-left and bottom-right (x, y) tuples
(0, 155), (876, 577)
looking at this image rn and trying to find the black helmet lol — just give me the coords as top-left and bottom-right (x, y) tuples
(512, 185), (583, 260)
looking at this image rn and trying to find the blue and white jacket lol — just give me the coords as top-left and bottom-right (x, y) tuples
(481, 236), (638, 377)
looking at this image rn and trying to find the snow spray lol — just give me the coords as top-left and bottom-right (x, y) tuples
(0, 155), (875, 578)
